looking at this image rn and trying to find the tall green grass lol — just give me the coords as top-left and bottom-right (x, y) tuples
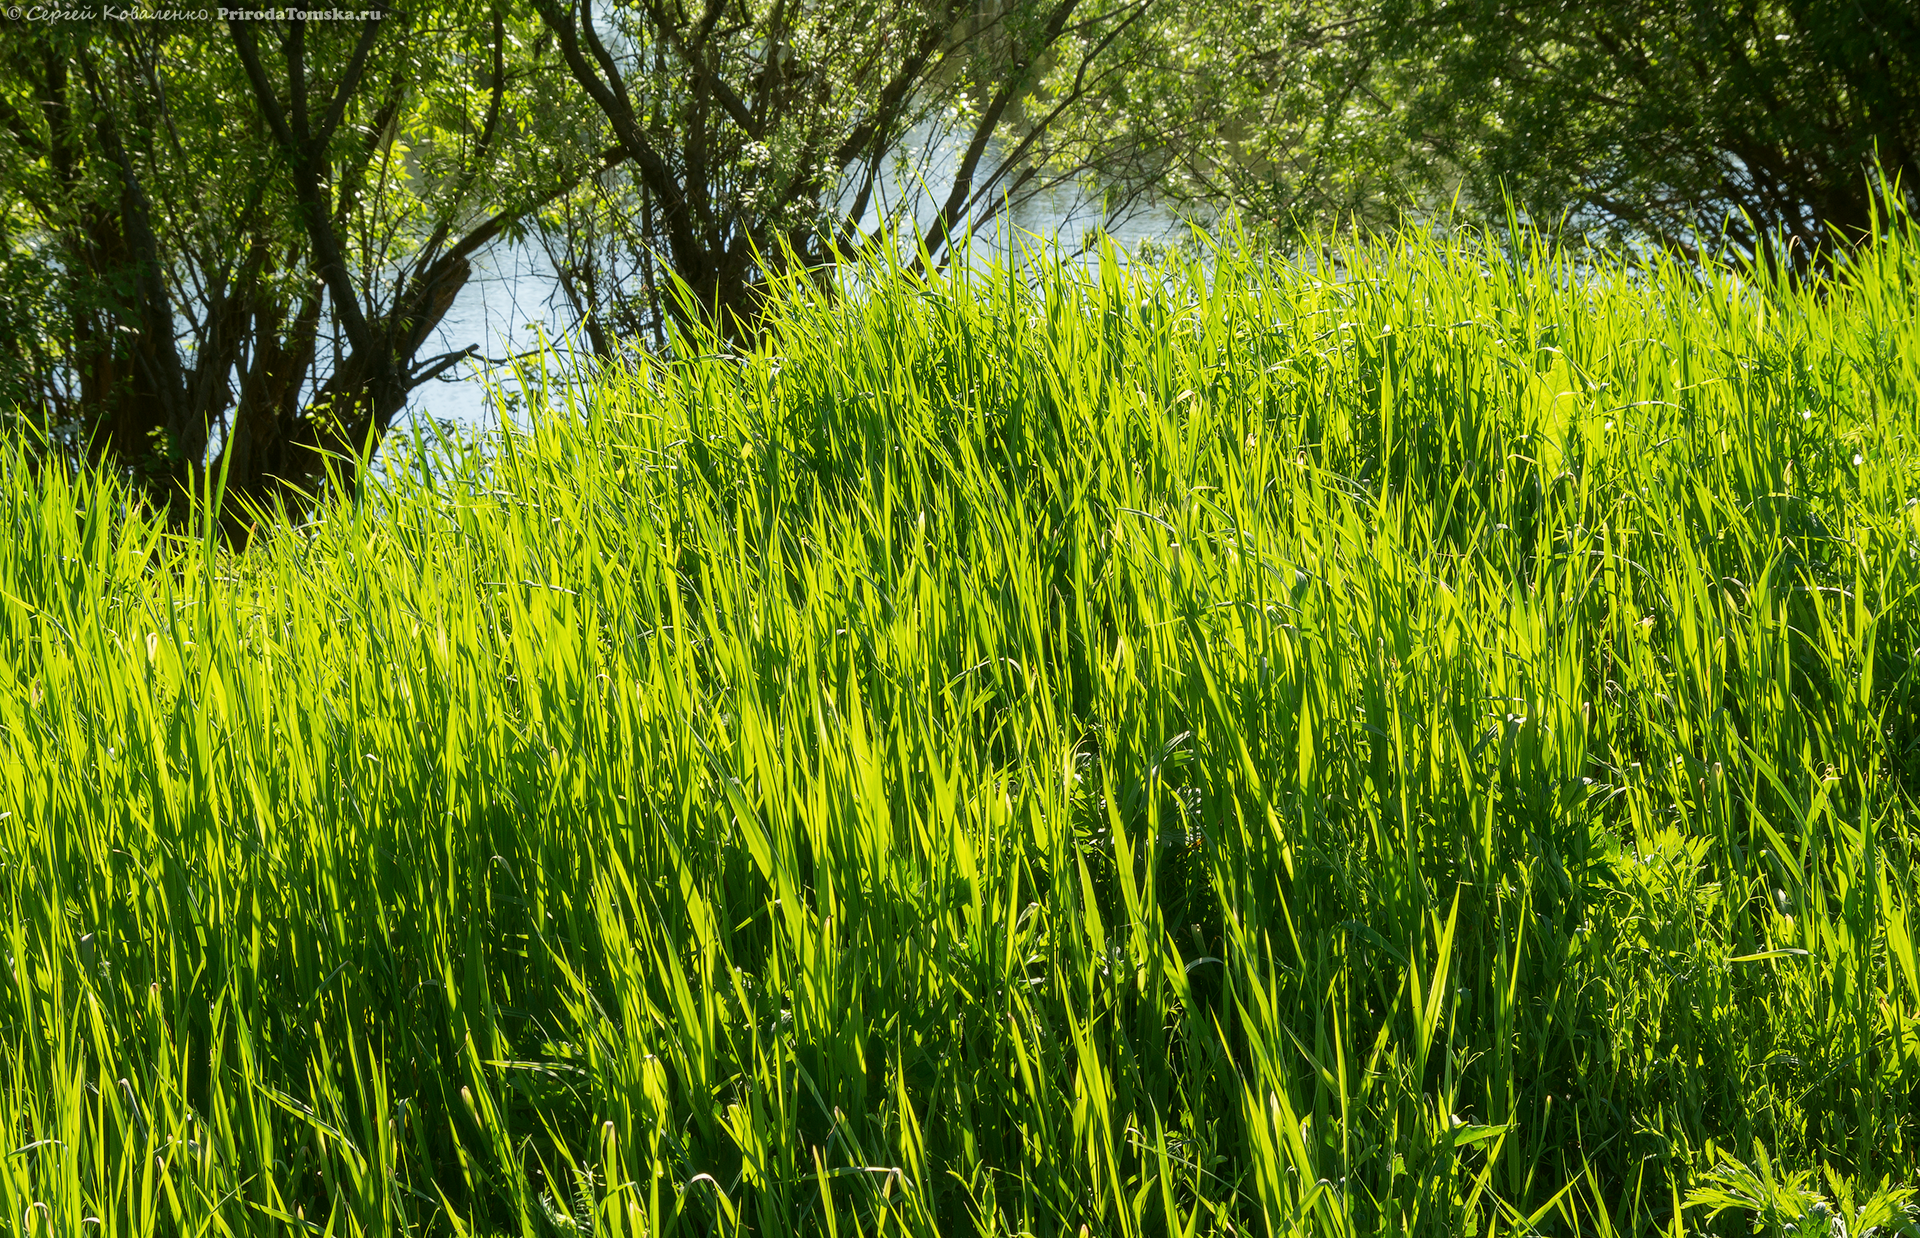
(4, 218), (1920, 1236)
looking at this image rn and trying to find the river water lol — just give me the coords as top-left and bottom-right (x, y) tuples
(410, 144), (1186, 431)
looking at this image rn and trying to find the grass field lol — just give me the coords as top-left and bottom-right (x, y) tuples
(4, 219), (1920, 1236)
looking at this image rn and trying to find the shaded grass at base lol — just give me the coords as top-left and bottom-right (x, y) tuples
(4, 219), (1920, 1235)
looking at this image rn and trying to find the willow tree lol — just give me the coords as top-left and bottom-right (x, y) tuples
(0, 10), (602, 525)
(1381, 0), (1920, 270)
(1077, 0), (1920, 268)
(529, 0), (1155, 346)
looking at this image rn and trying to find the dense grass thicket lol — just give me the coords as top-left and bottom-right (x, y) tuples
(5, 222), (1920, 1237)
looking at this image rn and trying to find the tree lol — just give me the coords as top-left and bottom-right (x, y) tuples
(526, 0), (1156, 346)
(1036, 0), (1430, 247)
(1381, 0), (1920, 269)
(0, 9), (603, 526)
(1099, 0), (1920, 267)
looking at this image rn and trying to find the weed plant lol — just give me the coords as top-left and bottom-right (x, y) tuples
(3, 217), (1920, 1236)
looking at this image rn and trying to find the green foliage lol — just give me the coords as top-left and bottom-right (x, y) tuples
(0, 10), (593, 517)
(1684, 1142), (1917, 1236)
(3, 217), (1920, 1234)
(1091, 0), (1920, 268)
(1044, 0), (1427, 244)
(1376, 0), (1920, 269)
(528, 0), (1147, 346)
